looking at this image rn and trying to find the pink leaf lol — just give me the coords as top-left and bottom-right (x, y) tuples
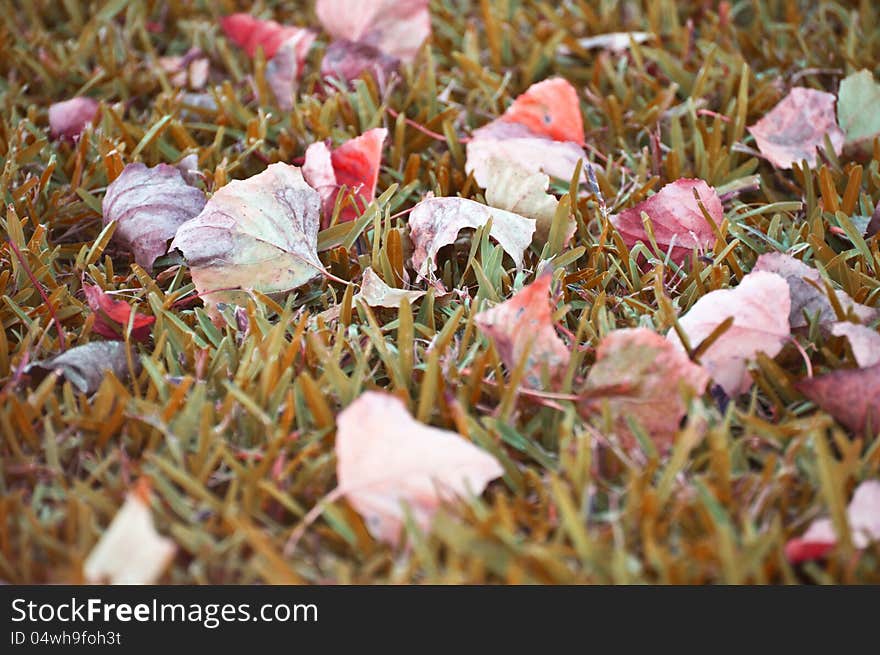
(303, 128), (387, 228)
(667, 271), (791, 396)
(583, 328), (710, 451)
(831, 322), (880, 368)
(785, 480), (880, 563)
(610, 178), (721, 264)
(408, 195), (535, 276)
(466, 78), (587, 187)
(102, 163), (206, 272)
(83, 285), (155, 343)
(747, 87), (844, 169)
(475, 270), (570, 388)
(316, 0), (431, 62)
(753, 252), (877, 329)
(320, 39), (398, 88)
(48, 97), (99, 140)
(264, 30), (317, 110)
(335, 391), (503, 545)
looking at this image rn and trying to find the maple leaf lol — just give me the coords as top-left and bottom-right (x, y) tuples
(48, 96), (99, 140)
(474, 270), (570, 388)
(102, 163), (207, 272)
(335, 391), (502, 545)
(785, 480), (880, 563)
(610, 178), (721, 264)
(170, 163), (324, 309)
(583, 328), (710, 452)
(316, 0), (431, 62)
(667, 271), (791, 396)
(302, 128), (387, 227)
(747, 87), (844, 169)
(753, 253), (877, 330)
(466, 78), (588, 187)
(408, 195), (535, 276)
(83, 284), (154, 342)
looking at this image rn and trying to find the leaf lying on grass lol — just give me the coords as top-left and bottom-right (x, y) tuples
(668, 271), (791, 396)
(83, 285), (154, 342)
(610, 178), (721, 264)
(24, 341), (136, 395)
(102, 163), (206, 272)
(475, 269), (569, 388)
(408, 195), (535, 276)
(786, 480), (880, 563)
(796, 364), (880, 434)
(83, 481), (176, 584)
(48, 96), (99, 140)
(316, 0), (431, 62)
(583, 328), (709, 452)
(170, 163), (323, 309)
(334, 391), (502, 545)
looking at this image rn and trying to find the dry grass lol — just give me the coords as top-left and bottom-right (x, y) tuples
(2, 0), (880, 584)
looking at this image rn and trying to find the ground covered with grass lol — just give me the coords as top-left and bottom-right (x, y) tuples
(2, 0), (880, 584)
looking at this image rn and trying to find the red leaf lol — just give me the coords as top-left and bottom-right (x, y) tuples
(466, 79), (587, 187)
(747, 87), (844, 169)
(611, 178), (721, 264)
(795, 363), (880, 434)
(48, 97), (99, 140)
(303, 128), (387, 227)
(474, 270), (569, 388)
(785, 480), (880, 563)
(499, 77), (585, 144)
(221, 13), (313, 60)
(84, 285), (155, 342)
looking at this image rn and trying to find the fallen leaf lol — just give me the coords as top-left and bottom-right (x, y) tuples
(747, 87), (844, 169)
(170, 163), (323, 308)
(466, 78), (587, 187)
(221, 13), (313, 60)
(575, 31), (653, 51)
(83, 285), (155, 342)
(610, 178), (721, 264)
(753, 253), (877, 329)
(408, 195), (535, 276)
(837, 69), (880, 153)
(264, 30), (317, 110)
(302, 128), (387, 227)
(785, 480), (880, 563)
(24, 341), (136, 394)
(320, 39), (398, 88)
(48, 96), (99, 140)
(583, 328), (709, 451)
(796, 364), (880, 434)
(832, 322), (880, 367)
(499, 77), (584, 143)
(667, 271), (791, 396)
(316, 0), (431, 62)
(474, 270), (569, 388)
(335, 391), (503, 545)
(483, 157), (573, 246)
(83, 482), (176, 584)
(102, 162), (206, 272)
(358, 267), (425, 307)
